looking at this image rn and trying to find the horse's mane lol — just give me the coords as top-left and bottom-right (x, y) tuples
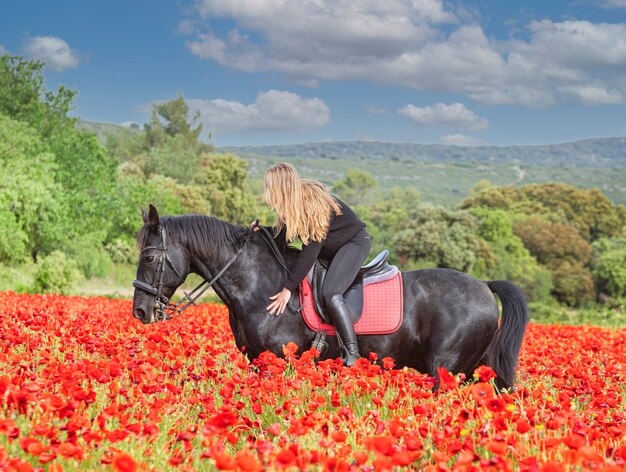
(137, 215), (246, 260)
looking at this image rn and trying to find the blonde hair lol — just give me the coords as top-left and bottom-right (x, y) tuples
(264, 163), (342, 244)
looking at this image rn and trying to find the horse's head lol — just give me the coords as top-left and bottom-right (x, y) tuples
(132, 205), (189, 324)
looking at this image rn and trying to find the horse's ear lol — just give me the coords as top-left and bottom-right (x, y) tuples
(148, 204), (160, 227)
(141, 207), (149, 225)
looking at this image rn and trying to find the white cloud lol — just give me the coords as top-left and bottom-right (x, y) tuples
(558, 85), (623, 105)
(0, 45), (7, 56)
(398, 102), (488, 130)
(182, 1), (626, 108)
(438, 134), (486, 146)
(187, 90), (330, 134)
(23, 36), (81, 72)
(186, 0), (457, 80)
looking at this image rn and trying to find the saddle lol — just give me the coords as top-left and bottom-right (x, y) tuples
(308, 249), (395, 324)
(300, 249), (404, 342)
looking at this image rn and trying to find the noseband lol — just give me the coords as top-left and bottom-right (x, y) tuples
(133, 225), (249, 322)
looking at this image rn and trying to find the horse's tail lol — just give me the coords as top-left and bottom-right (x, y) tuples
(485, 280), (529, 391)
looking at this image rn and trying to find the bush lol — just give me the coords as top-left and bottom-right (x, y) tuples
(74, 248), (113, 279)
(551, 261), (595, 306)
(31, 251), (81, 295)
(591, 238), (626, 298)
(105, 238), (137, 264)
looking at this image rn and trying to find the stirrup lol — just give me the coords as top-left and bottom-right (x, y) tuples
(311, 330), (328, 359)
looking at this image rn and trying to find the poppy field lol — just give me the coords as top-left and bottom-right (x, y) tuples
(0, 292), (625, 471)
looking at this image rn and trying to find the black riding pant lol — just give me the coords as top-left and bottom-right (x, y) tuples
(320, 228), (371, 306)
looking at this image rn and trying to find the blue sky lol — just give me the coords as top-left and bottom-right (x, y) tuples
(1, 0), (626, 147)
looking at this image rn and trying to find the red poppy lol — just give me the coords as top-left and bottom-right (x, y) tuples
(437, 367), (460, 390)
(112, 452), (138, 472)
(516, 419), (532, 434)
(564, 433), (586, 449)
(470, 382), (495, 403)
(485, 397), (505, 413)
(474, 365), (498, 382)
(213, 452), (237, 470)
(19, 437), (45, 456)
(57, 442), (79, 459)
(486, 439), (507, 456)
(275, 448), (297, 466)
(236, 450), (263, 471)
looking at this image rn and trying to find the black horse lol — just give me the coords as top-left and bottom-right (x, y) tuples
(132, 205), (529, 390)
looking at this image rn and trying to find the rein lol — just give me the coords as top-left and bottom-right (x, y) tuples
(133, 225), (251, 322)
(256, 224), (303, 313)
(256, 225), (290, 273)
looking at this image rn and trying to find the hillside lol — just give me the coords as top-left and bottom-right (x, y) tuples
(221, 138), (626, 206)
(222, 137), (626, 168)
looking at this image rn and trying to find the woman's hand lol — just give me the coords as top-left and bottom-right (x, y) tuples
(249, 219), (261, 232)
(267, 288), (291, 316)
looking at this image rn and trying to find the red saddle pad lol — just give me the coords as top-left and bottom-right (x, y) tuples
(300, 270), (403, 335)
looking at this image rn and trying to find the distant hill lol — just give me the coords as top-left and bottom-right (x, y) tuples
(221, 138), (626, 206)
(222, 137), (626, 169)
(77, 120), (141, 140)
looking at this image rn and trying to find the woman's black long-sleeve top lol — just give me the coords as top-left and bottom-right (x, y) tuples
(274, 198), (366, 292)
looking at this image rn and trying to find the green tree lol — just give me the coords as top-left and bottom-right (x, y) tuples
(461, 183), (625, 242)
(333, 169), (379, 206)
(591, 238), (626, 298)
(551, 261), (596, 306)
(514, 216), (592, 267)
(117, 95), (214, 185)
(0, 114), (66, 261)
(357, 188), (421, 263)
(144, 94), (208, 152)
(513, 216), (594, 305)
(393, 204), (482, 272)
(0, 55), (76, 138)
(143, 134), (202, 183)
(109, 172), (209, 242)
(193, 153), (257, 224)
(105, 126), (145, 163)
(0, 55), (119, 254)
(51, 128), (118, 241)
(471, 208), (554, 302)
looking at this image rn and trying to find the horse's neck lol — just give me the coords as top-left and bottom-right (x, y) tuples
(185, 223), (240, 277)
(191, 236), (289, 312)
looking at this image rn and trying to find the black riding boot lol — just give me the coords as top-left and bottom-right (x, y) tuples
(328, 294), (360, 366)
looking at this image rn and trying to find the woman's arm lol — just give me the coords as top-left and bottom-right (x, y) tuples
(283, 240), (322, 292)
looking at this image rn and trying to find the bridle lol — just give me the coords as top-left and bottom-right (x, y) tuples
(133, 225), (250, 322)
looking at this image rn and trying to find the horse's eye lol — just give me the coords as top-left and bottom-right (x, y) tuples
(145, 255), (156, 263)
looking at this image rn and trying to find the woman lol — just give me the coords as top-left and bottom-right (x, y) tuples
(262, 163), (371, 366)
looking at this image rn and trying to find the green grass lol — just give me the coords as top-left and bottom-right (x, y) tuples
(0, 263), (36, 293)
(529, 300), (626, 328)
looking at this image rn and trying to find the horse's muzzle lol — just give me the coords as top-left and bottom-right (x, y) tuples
(133, 307), (159, 324)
